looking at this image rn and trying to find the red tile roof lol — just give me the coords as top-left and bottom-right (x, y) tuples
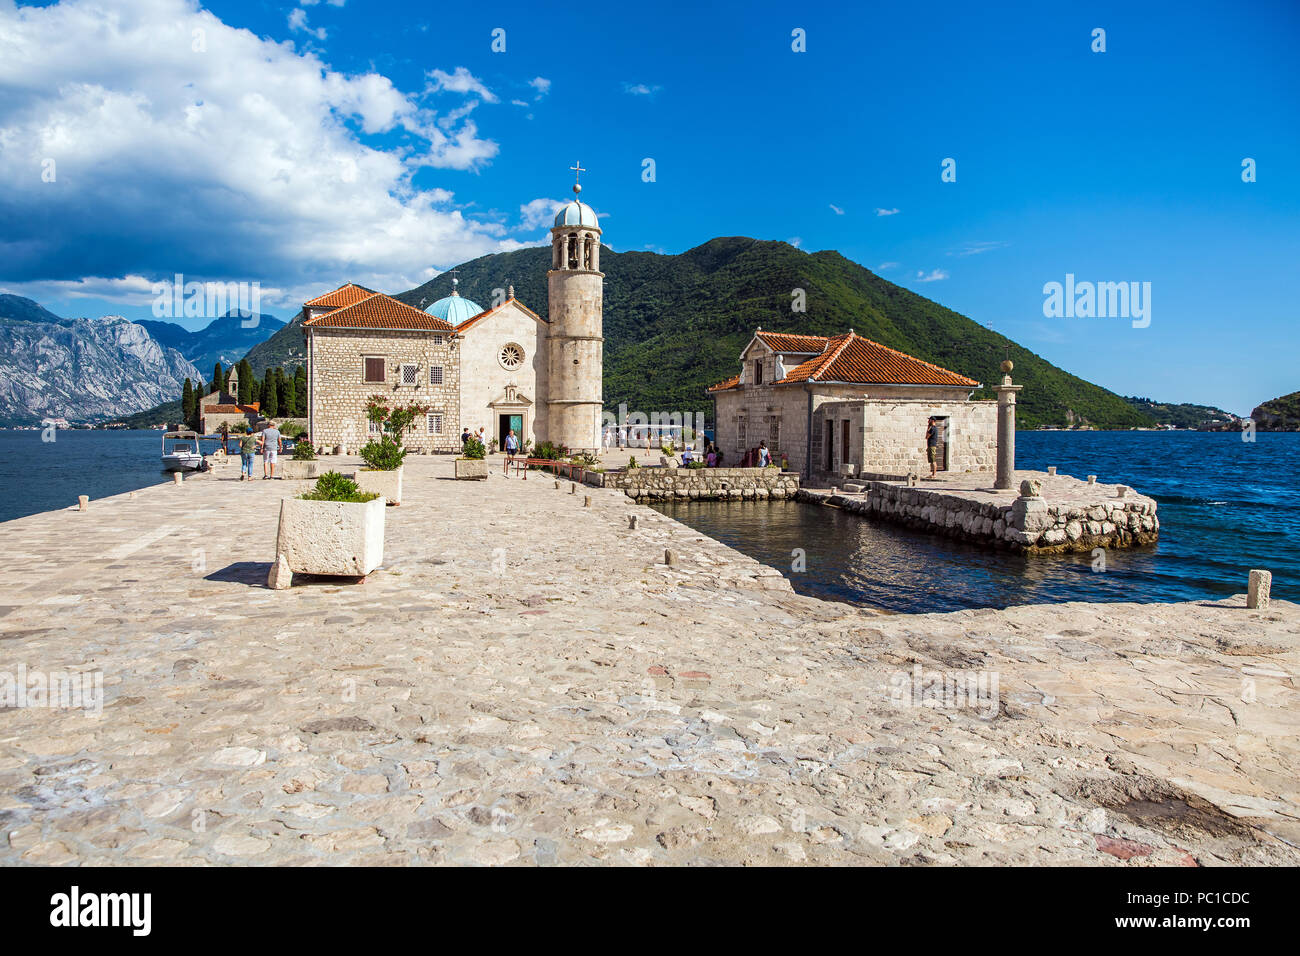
(754, 331), (829, 353)
(454, 295), (543, 334)
(203, 404), (258, 414)
(781, 332), (979, 387)
(707, 330), (979, 392)
(303, 283), (378, 310)
(302, 293), (455, 331)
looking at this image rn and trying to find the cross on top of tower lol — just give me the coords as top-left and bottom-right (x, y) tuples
(570, 160), (586, 195)
(448, 268), (460, 293)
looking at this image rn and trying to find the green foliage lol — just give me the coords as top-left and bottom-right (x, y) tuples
(532, 440), (563, 460)
(359, 435), (407, 470)
(1121, 396), (1235, 429)
(394, 238), (1154, 430)
(291, 441), (316, 461)
(1251, 390), (1300, 431)
(299, 471), (379, 503)
(627, 456), (638, 469)
(211, 362), (225, 395)
(660, 443), (675, 455)
(279, 420), (307, 439)
(570, 453), (600, 468)
(685, 460), (706, 469)
(262, 367), (279, 417)
(293, 365), (308, 416)
(181, 378), (195, 423)
(230, 421), (249, 434)
(237, 359), (254, 405)
(461, 435), (486, 460)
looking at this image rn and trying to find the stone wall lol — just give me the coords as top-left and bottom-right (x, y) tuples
(797, 479), (1159, 553)
(307, 327), (460, 454)
(809, 398), (997, 486)
(588, 466), (800, 501)
(457, 299), (548, 447)
(712, 383), (993, 481)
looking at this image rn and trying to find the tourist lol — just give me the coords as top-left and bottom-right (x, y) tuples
(461, 427), (472, 449)
(705, 444), (717, 467)
(504, 428), (519, 463)
(618, 426), (626, 449)
(260, 420), (282, 479)
(715, 448), (724, 467)
(925, 417), (940, 478)
(681, 445), (694, 465)
(238, 429), (257, 482)
(602, 426), (611, 451)
(757, 440), (771, 467)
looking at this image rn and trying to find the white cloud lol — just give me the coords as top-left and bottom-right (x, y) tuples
(622, 82), (662, 97)
(427, 66), (498, 103)
(875, 207), (900, 217)
(876, 262), (900, 272)
(829, 204), (844, 215)
(914, 269), (949, 283)
(519, 197), (563, 231)
(0, 0), (520, 301)
(953, 240), (1009, 256)
(529, 76), (551, 99)
(788, 237), (802, 248)
(287, 8), (326, 41)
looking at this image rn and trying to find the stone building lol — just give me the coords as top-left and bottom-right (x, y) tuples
(708, 329), (997, 483)
(198, 364), (260, 434)
(303, 174), (605, 454)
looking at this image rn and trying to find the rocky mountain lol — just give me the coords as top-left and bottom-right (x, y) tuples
(138, 310), (284, 374)
(396, 237), (1153, 429)
(1122, 396), (1238, 429)
(1251, 391), (1300, 431)
(0, 298), (202, 426)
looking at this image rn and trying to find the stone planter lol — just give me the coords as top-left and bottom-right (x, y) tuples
(455, 458), (488, 480)
(353, 465), (403, 505)
(271, 496), (385, 584)
(279, 460), (322, 480)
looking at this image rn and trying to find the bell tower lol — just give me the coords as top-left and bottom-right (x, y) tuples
(546, 162), (603, 453)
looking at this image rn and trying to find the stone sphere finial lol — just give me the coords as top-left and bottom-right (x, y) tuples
(1001, 359), (1014, 374)
(573, 183), (582, 195)
(1019, 478), (1042, 498)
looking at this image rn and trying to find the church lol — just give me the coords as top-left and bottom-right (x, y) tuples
(301, 175), (604, 455)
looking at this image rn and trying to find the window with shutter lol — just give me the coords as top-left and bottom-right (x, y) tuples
(427, 413), (443, 434)
(429, 365), (444, 385)
(363, 356), (385, 383)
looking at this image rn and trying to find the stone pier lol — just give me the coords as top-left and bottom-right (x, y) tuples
(0, 455), (1294, 867)
(799, 470), (1158, 552)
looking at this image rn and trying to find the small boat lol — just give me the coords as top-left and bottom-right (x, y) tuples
(161, 430), (205, 472)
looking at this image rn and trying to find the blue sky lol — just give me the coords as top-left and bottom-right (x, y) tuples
(1, 0), (1297, 413)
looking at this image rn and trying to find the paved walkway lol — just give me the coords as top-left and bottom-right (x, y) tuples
(0, 456), (1296, 865)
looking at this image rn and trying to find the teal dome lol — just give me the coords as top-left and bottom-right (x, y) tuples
(554, 199), (599, 228)
(424, 285), (483, 325)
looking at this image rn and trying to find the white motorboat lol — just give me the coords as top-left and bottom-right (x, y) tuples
(161, 430), (205, 472)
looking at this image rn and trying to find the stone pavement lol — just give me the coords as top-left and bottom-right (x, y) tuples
(0, 456), (1296, 865)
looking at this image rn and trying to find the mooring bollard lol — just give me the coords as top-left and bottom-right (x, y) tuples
(568, 484), (576, 494)
(1087, 475), (1097, 485)
(665, 548), (678, 566)
(583, 495), (591, 507)
(173, 472), (183, 485)
(1047, 466), (1057, 476)
(629, 515), (639, 530)
(1248, 569), (1272, 610)
(77, 495), (88, 512)
(554, 481), (560, 490)
(1116, 485), (1128, 498)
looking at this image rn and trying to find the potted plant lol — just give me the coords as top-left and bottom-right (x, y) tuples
(456, 434), (488, 479)
(353, 396), (426, 504)
(269, 472), (384, 588)
(280, 438), (321, 480)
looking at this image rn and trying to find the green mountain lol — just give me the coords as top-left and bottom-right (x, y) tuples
(242, 313), (306, 375)
(1122, 396), (1238, 429)
(396, 237), (1152, 429)
(1251, 390), (1300, 431)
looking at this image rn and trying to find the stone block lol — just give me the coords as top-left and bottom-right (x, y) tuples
(1248, 570), (1271, 610)
(275, 496), (385, 578)
(279, 460), (322, 481)
(353, 466), (403, 505)
(454, 459), (488, 480)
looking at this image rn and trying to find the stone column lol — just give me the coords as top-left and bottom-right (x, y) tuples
(994, 361), (1023, 491)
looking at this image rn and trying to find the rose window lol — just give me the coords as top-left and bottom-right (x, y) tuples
(499, 343), (524, 370)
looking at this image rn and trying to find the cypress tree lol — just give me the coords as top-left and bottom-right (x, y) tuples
(293, 365), (308, 416)
(263, 368), (279, 417)
(181, 378), (194, 424)
(277, 368), (293, 419)
(212, 362), (225, 396)
(237, 359), (254, 405)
